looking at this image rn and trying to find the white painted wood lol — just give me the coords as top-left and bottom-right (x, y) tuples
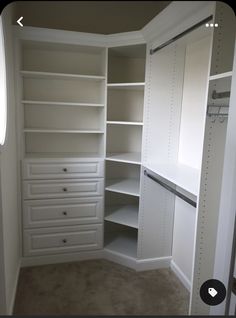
(105, 205), (138, 229)
(209, 71), (232, 81)
(23, 178), (104, 200)
(106, 179), (140, 197)
(24, 224), (103, 256)
(21, 70), (105, 81)
(24, 129), (104, 134)
(23, 197), (103, 228)
(144, 163), (199, 197)
(138, 167), (174, 259)
(21, 250), (104, 267)
(106, 152), (141, 165)
(171, 260), (191, 292)
(172, 197), (196, 284)
(22, 100), (104, 107)
(23, 158), (104, 179)
(107, 83), (145, 90)
(106, 121), (143, 126)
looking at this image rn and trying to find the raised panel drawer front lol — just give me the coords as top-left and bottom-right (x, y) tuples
(23, 197), (103, 228)
(23, 179), (104, 199)
(22, 159), (104, 179)
(24, 224), (103, 256)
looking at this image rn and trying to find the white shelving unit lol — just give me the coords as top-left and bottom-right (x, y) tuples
(104, 44), (146, 259)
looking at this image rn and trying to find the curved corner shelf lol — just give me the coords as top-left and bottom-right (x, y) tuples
(106, 179), (140, 197)
(105, 205), (139, 229)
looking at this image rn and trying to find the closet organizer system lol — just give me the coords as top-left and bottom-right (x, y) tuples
(13, 2), (235, 314)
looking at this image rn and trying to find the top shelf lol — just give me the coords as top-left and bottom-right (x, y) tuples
(20, 70), (106, 81)
(144, 162), (200, 197)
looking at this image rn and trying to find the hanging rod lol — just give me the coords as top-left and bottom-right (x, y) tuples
(144, 170), (197, 208)
(150, 15), (213, 55)
(212, 90), (231, 99)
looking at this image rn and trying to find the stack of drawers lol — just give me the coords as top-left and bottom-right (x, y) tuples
(22, 158), (104, 257)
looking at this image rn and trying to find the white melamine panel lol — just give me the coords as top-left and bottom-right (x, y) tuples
(107, 125), (142, 154)
(105, 191), (138, 207)
(106, 179), (140, 197)
(106, 161), (140, 180)
(107, 88), (144, 122)
(24, 224), (103, 256)
(23, 158), (104, 180)
(106, 152), (141, 164)
(23, 197), (103, 228)
(22, 100), (104, 107)
(105, 205), (138, 229)
(143, 42), (185, 164)
(172, 197), (196, 283)
(21, 70), (105, 81)
(178, 35), (212, 169)
(22, 41), (105, 76)
(138, 168), (174, 259)
(24, 104), (104, 131)
(23, 77), (105, 104)
(25, 133), (103, 157)
(23, 178), (104, 200)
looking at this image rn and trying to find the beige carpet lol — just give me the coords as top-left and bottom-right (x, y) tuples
(14, 259), (189, 315)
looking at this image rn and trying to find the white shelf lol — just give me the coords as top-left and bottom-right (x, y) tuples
(106, 152), (141, 164)
(24, 152), (102, 159)
(209, 71), (232, 81)
(105, 231), (137, 258)
(20, 70), (105, 81)
(106, 179), (140, 197)
(107, 121), (143, 126)
(107, 83), (145, 90)
(105, 205), (139, 229)
(24, 129), (104, 134)
(145, 162), (200, 196)
(22, 100), (104, 107)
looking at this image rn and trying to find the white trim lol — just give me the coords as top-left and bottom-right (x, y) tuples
(8, 260), (21, 315)
(21, 250), (103, 267)
(103, 248), (137, 270)
(171, 260), (191, 292)
(136, 256), (171, 271)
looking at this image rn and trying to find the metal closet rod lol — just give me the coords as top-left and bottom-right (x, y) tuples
(150, 15), (213, 55)
(144, 170), (197, 208)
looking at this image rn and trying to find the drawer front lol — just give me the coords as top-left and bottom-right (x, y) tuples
(23, 159), (104, 179)
(24, 224), (103, 256)
(23, 179), (104, 199)
(23, 197), (103, 228)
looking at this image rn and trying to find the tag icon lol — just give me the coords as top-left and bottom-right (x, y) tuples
(208, 287), (218, 298)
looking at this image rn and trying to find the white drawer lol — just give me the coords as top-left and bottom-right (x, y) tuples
(23, 224), (103, 256)
(23, 197), (103, 228)
(23, 178), (104, 199)
(22, 159), (104, 180)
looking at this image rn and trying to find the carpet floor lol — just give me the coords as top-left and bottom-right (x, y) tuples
(14, 259), (189, 315)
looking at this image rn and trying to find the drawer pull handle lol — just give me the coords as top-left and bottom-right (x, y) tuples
(62, 211), (67, 216)
(63, 168), (68, 172)
(62, 239), (67, 243)
(63, 188), (68, 192)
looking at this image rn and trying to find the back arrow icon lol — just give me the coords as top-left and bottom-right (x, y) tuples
(17, 17), (23, 27)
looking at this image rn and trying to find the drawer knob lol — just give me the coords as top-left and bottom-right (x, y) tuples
(62, 239), (67, 243)
(63, 188), (68, 192)
(62, 211), (67, 216)
(63, 168), (68, 172)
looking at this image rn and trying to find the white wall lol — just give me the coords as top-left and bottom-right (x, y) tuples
(0, 4), (21, 315)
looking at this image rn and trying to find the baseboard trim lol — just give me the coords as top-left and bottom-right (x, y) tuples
(103, 248), (137, 270)
(136, 256), (171, 271)
(21, 250), (103, 267)
(170, 260), (191, 291)
(8, 259), (21, 315)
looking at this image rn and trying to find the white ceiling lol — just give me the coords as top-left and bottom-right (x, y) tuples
(13, 1), (171, 34)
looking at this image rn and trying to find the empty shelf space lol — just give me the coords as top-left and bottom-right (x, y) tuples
(106, 179), (140, 197)
(106, 121), (143, 126)
(209, 71), (232, 80)
(24, 129), (104, 134)
(22, 100), (104, 107)
(106, 152), (141, 164)
(105, 231), (137, 258)
(145, 162), (200, 196)
(105, 205), (139, 229)
(20, 70), (105, 81)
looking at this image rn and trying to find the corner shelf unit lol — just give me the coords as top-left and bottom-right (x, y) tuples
(104, 44), (146, 259)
